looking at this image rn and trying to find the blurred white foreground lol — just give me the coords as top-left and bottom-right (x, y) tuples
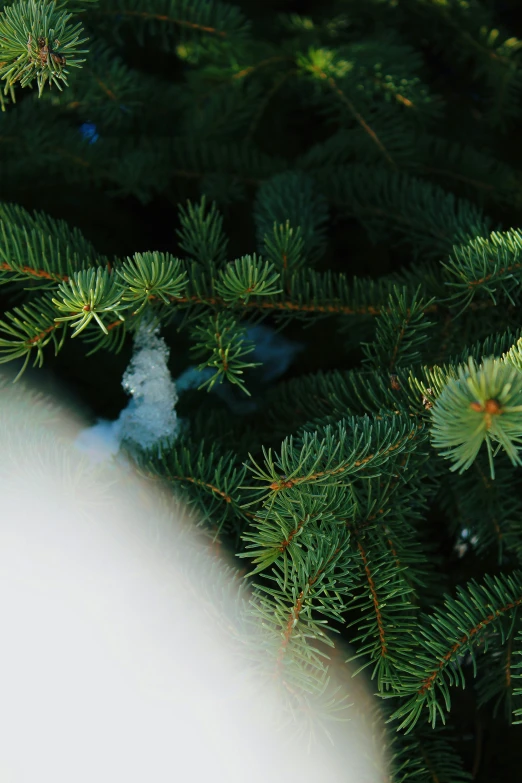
(0, 377), (390, 783)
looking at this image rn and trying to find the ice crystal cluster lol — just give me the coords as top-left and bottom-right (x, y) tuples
(75, 320), (179, 462)
(118, 320), (179, 450)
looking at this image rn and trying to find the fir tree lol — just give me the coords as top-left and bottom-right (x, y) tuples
(2, 0), (522, 779)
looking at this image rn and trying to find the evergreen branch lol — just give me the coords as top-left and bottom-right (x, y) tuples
(214, 255), (282, 304)
(189, 311), (261, 395)
(0, 205), (459, 380)
(512, 628), (522, 724)
(165, 138), (284, 186)
(342, 35), (439, 115)
(357, 540), (386, 651)
(0, 293), (67, 380)
(0, 0), (88, 96)
(438, 456), (522, 565)
(399, 0), (504, 70)
(313, 164), (493, 261)
(143, 438), (250, 535)
(388, 572), (522, 732)
(260, 366), (423, 439)
(116, 251), (187, 314)
(185, 79), (267, 142)
(242, 415), (425, 507)
(475, 626), (522, 723)
(55, 40), (148, 127)
(442, 229), (522, 311)
(171, 264), (418, 322)
(187, 406), (258, 462)
(254, 171), (329, 265)
(80, 313), (128, 356)
(49, 0), (100, 7)
(430, 357), (522, 479)
(176, 195), (229, 267)
(239, 484), (354, 577)
(0, 259), (68, 285)
(247, 530), (352, 697)
(231, 54), (293, 82)
(248, 592), (332, 697)
(451, 325), (522, 368)
(348, 536), (417, 691)
(52, 267), (128, 336)
(1, 0), (522, 773)
(0, 201), (106, 286)
(86, 0), (251, 49)
(361, 285), (435, 372)
(272, 538), (348, 671)
(412, 134), (522, 208)
(349, 470), (439, 602)
(297, 48), (398, 168)
(2, 129), (283, 203)
(411, 724), (473, 783)
(296, 122), (415, 171)
(387, 717), (472, 781)
(260, 220), (306, 274)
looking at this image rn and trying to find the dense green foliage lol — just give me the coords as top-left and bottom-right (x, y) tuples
(2, 0), (522, 779)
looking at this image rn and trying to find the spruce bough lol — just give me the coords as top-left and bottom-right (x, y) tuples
(1, 0), (522, 780)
